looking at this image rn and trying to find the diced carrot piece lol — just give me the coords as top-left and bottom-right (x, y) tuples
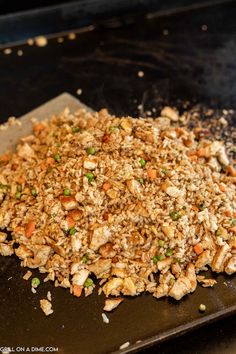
(196, 148), (210, 158)
(102, 134), (111, 143)
(0, 154), (10, 163)
(25, 221), (36, 238)
(175, 127), (186, 137)
(141, 153), (151, 161)
(226, 165), (236, 177)
(233, 213), (236, 218)
(17, 175), (26, 184)
(46, 157), (55, 166)
(60, 195), (77, 211)
(73, 285), (82, 297)
(188, 155), (198, 162)
(161, 180), (170, 192)
(12, 163), (18, 171)
(68, 209), (83, 221)
(60, 196), (76, 204)
(229, 226), (236, 233)
(187, 150), (197, 156)
(147, 169), (157, 179)
(33, 122), (45, 134)
(193, 243), (203, 255)
(183, 138), (193, 147)
(192, 205), (199, 212)
(225, 210), (232, 217)
(102, 182), (111, 191)
(192, 156), (198, 162)
(103, 212), (109, 220)
(219, 184), (226, 192)
(66, 215), (75, 229)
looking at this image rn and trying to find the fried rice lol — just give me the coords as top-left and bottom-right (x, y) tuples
(0, 106), (236, 312)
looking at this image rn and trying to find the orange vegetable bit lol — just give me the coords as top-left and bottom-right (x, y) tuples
(225, 210), (232, 217)
(66, 215), (75, 229)
(183, 138), (193, 147)
(175, 127), (186, 137)
(73, 285), (83, 297)
(187, 152), (198, 163)
(193, 243), (203, 255)
(102, 134), (111, 143)
(190, 156), (198, 163)
(187, 150), (197, 156)
(68, 209), (83, 221)
(196, 147), (210, 158)
(147, 169), (157, 179)
(25, 221), (36, 238)
(102, 182), (111, 191)
(17, 175), (26, 184)
(219, 184), (226, 192)
(192, 205), (199, 213)
(33, 122), (45, 135)
(0, 154), (10, 163)
(46, 157), (55, 166)
(103, 212), (109, 220)
(60, 195), (76, 204)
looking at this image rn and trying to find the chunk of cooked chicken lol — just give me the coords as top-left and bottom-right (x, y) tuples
(40, 299), (53, 316)
(72, 269), (90, 286)
(99, 242), (116, 258)
(165, 186), (181, 198)
(185, 263), (197, 291)
(25, 245), (51, 269)
(103, 277), (124, 297)
(210, 141), (229, 166)
(197, 275), (217, 287)
(122, 277), (137, 296)
(161, 224), (175, 239)
(15, 244), (33, 259)
(168, 264), (196, 300)
(211, 243), (230, 272)
(89, 258), (112, 278)
(60, 196), (78, 211)
(0, 242), (14, 256)
(225, 256), (236, 275)
(83, 158), (98, 170)
(17, 143), (35, 159)
(90, 226), (111, 251)
(103, 298), (123, 312)
(153, 272), (174, 299)
(195, 250), (212, 269)
(157, 257), (172, 271)
(71, 235), (82, 252)
(0, 232), (7, 242)
(127, 179), (142, 198)
(161, 106), (179, 122)
(229, 236), (236, 249)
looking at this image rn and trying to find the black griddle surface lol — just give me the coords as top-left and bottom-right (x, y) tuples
(1, 2), (236, 354)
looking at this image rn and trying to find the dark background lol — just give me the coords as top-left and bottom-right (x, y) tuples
(0, 0), (66, 14)
(0, 0), (228, 44)
(0, 0), (223, 15)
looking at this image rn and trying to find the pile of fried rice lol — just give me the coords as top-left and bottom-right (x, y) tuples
(0, 106), (236, 313)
